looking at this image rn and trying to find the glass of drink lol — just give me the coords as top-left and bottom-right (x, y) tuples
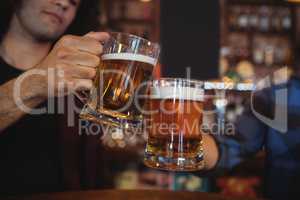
(79, 32), (160, 129)
(144, 78), (205, 171)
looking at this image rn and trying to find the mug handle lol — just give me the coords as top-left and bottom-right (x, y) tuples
(73, 90), (90, 105)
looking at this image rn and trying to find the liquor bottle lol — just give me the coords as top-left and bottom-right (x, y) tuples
(281, 8), (291, 32)
(271, 8), (282, 32)
(249, 6), (259, 30)
(259, 6), (271, 32)
(238, 6), (249, 31)
(229, 6), (240, 30)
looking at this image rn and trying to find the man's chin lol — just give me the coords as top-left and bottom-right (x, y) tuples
(34, 30), (63, 42)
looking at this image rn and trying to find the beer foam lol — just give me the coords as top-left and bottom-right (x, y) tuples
(101, 53), (157, 66)
(150, 87), (204, 101)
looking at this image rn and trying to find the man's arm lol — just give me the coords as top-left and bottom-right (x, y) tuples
(202, 115), (266, 171)
(0, 72), (46, 132)
(0, 32), (109, 134)
(202, 134), (219, 170)
(202, 93), (269, 171)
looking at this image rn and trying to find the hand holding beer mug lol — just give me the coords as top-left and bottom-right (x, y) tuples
(79, 32), (160, 129)
(144, 78), (205, 171)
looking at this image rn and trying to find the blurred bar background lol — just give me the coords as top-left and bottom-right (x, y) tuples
(65, 0), (299, 198)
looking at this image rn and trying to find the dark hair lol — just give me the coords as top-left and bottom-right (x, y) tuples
(0, 0), (101, 41)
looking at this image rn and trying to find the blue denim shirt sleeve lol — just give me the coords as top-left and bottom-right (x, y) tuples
(213, 86), (271, 170)
(214, 111), (266, 170)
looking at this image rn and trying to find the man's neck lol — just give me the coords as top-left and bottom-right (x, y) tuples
(0, 15), (52, 71)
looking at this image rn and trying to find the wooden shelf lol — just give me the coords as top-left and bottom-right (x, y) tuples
(227, 0), (291, 6)
(228, 29), (292, 37)
(220, 0), (295, 72)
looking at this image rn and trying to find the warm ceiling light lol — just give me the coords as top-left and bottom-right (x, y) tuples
(140, 0), (152, 2)
(287, 0), (300, 3)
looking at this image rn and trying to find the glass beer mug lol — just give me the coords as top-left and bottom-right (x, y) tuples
(78, 32), (160, 129)
(144, 78), (205, 171)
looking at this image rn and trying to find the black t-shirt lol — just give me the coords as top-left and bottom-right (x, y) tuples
(0, 58), (63, 195)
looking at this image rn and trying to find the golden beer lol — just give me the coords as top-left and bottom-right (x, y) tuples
(144, 79), (205, 171)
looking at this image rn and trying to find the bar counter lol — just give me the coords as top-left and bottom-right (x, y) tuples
(5, 190), (263, 200)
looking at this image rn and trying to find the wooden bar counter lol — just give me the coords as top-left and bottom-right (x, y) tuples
(4, 190), (262, 200)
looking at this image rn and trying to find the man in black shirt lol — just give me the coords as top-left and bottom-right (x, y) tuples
(0, 0), (109, 195)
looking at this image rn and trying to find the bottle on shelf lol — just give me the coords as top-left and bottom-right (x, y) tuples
(249, 6), (259, 31)
(264, 45), (275, 67)
(237, 6), (250, 31)
(271, 8), (282, 33)
(253, 46), (265, 65)
(258, 6), (271, 32)
(281, 8), (292, 32)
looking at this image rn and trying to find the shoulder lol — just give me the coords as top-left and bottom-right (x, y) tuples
(0, 57), (23, 85)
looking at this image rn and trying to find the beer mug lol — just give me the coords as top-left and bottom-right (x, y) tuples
(144, 78), (205, 171)
(79, 32), (160, 128)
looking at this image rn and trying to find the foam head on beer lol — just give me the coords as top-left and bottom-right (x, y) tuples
(101, 53), (158, 66)
(150, 86), (204, 101)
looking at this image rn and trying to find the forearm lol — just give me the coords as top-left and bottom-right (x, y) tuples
(0, 32), (109, 133)
(203, 134), (219, 170)
(0, 72), (46, 133)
